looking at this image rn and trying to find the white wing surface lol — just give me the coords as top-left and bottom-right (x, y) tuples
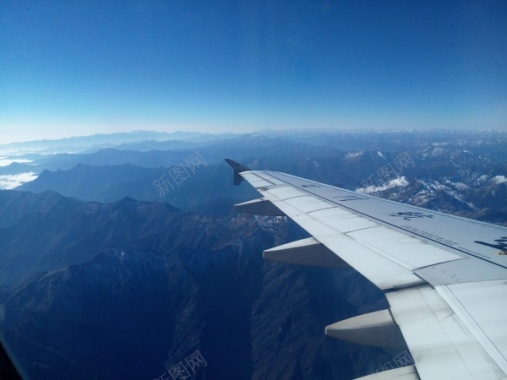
(226, 159), (507, 380)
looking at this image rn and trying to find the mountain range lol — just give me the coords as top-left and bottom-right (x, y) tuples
(1, 130), (506, 379)
(0, 189), (391, 380)
(16, 133), (507, 224)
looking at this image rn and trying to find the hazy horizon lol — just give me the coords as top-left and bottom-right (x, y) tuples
(2, 2), (506, 145)
(2, 127), (507, 147)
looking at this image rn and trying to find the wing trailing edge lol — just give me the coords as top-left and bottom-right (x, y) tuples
(234, 198), (285, 216)
(264, 237), (350, 268)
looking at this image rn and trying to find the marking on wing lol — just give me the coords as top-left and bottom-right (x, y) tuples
(474, 237), (507, 254)
(390, 212), (434, 221)
(334, 195), (367, 201)
(301, 184), (321, 188)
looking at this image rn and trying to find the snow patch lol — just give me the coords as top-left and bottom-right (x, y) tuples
(475, 174), (489, 185)
(454, 182), (468, 191)
(493, 175), (507, 185)
(444, 179), (468, 191)
(357, 176), (409, 194)
(345, 151), (363, 160)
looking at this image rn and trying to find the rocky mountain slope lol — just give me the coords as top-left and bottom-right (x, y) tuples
(0, 191), (390, 380)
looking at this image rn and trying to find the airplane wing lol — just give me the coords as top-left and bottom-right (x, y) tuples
(226, 159), (507, 380)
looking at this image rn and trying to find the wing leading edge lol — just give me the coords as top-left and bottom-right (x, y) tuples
(226, 159), (507, 380)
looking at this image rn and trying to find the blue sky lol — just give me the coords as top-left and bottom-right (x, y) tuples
(1, 0), (507, 143)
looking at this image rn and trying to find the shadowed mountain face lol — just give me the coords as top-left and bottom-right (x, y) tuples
(0, 191), (187, 288)
(19, 164), (261, 216)
(18, 141), (507, 224)
(0, 190), (389, 380)
(2, 131), (506, 379)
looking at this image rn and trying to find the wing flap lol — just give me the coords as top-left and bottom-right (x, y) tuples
(263, 237), (349, 267)
(415, 259), (507, 285)
(233, 198), (285, 216)
(311, 211), (379, 233)
(387, 286), (506, 379)
(265, 186), (307, 200)
(439, 281), (507, 373)
(284, 195), (335, 213)
(317, 233), (425, 290)
(348, 227), (460, 269)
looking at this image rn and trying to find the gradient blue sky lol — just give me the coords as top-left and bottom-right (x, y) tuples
(1, 0), (507, 143)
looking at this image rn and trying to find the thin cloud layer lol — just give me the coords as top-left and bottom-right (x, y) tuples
(0, 172), (38, 190)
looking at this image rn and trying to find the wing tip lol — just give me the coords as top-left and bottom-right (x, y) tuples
(224, 159), (250, 173)
(225, 159), (250, 186)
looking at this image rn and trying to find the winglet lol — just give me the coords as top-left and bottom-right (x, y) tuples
(225, 159), (250, 173)
(225, 159), (250, 185)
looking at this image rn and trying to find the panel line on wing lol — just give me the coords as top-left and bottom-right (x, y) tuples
(437, 282), (507, 375)
(387, 286), (506, 379)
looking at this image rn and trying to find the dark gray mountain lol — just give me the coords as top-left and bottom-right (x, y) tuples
(20, 164), (165, 202)
(1, 134), (338, 177)
(18, 163), (260, 216)
(0, 190), (391, 380)
(18, 139), (507, 224)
